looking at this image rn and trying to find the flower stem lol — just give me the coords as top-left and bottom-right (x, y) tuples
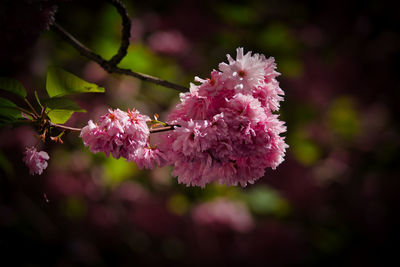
(150, 125), (179, 133)
(15, 106), (36, 119)
(49, 122), (82, 132)
(24, 98), (40, 118)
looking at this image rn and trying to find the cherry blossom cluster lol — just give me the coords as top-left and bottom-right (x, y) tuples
(159, 47), (288, 187)
(80, 108), (164, 169)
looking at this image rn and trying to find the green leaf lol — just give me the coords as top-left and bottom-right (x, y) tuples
(0, 97), (24, 127)
(34, 90), (43, 109)
(0, 77), (27, 98)
(0, 97), (23, 120)
(43, 97), (86, 124)
(46, 110), (74, 124)
(46, 66), (105, 97)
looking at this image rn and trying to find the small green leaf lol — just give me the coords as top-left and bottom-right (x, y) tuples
(0, 97), (23, 120)
(0, 77), (27, 98)
(46, 110), (75, 124)
(43, 97), (86, 124)
(46, 66), (105, 97)
(34, 90), (43, 109)
(0, 97), (24, 127)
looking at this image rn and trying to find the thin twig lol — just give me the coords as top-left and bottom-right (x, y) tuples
(150, 125), (179, 133)
(15, 106), (36, 119)
(52, 23), (107, 67)
(52, 1), (188, 93)
(107, 0), (131, 66)
(24, 98), (39, 117)
(49, 121), (82, 132)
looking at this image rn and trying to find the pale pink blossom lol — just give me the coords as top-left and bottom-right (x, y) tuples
(23, 147), (49, 175)
(219, 47), (267, 92)
(192, 198), (254, 232)
(224, 93), (267, 124)
(99, 108), (127, 136)
(219, 47), (284, 111)
(160, 47), (288, 187)
(167, 85), (211, 121)
(195, 70), (226, 97)
(129, 146), (166, 170)
(80, 108), (150, 160)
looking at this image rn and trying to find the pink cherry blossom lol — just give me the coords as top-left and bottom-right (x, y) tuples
(80, 108), (150, 160)
(167, 85), (211, 121)
(23, 147), (49, 175)
(129, 146), (166, 170)
(159, 47), (288, 187)
(219, 47), (267, 92)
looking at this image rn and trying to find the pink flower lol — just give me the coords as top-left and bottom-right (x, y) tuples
(129, 146), (166, 170)
(218, 47), (284, 111)
(99, 108), (127, 136)
(224, 93), (267, 124)
(159, 47), (288, 187)
(167, 85), (211, 121)
(219, 47), (267, 92)
(80, 108), (150, 160)
(192, 198), (254, 232)
(23, 147), (49, 175)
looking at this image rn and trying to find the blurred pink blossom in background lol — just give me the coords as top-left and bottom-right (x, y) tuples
(192, 198), (254, 232)
(147, 30), (189, 56)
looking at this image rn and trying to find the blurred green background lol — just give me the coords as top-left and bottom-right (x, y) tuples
(0, 0), (399, 266)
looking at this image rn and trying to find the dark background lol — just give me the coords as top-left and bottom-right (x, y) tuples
(1, 0), (399, 266)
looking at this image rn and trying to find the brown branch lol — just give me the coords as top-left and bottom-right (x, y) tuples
(150, 125), (180, 133)
(15, 106), (36, 119)
(49, 121), (82, 132)
(24, 98), (40, 117)
(52, 1), (188, 93)
(49, 122), (180, 134)
(107, 0), (131, 66)
(52, 23), (107, 67)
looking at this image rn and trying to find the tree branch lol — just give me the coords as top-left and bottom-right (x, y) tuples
(107, 0), (131, 67)
(52, 1), (188, 93)
(49, 121), (82, 132)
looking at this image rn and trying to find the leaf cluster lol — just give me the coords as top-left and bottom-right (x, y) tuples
(0, 67), (105, 126)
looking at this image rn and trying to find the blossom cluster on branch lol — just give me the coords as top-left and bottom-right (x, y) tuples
(80, 108), (166, 169)
(19, 47), (287, 188)
(78, 48), (287, 187)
